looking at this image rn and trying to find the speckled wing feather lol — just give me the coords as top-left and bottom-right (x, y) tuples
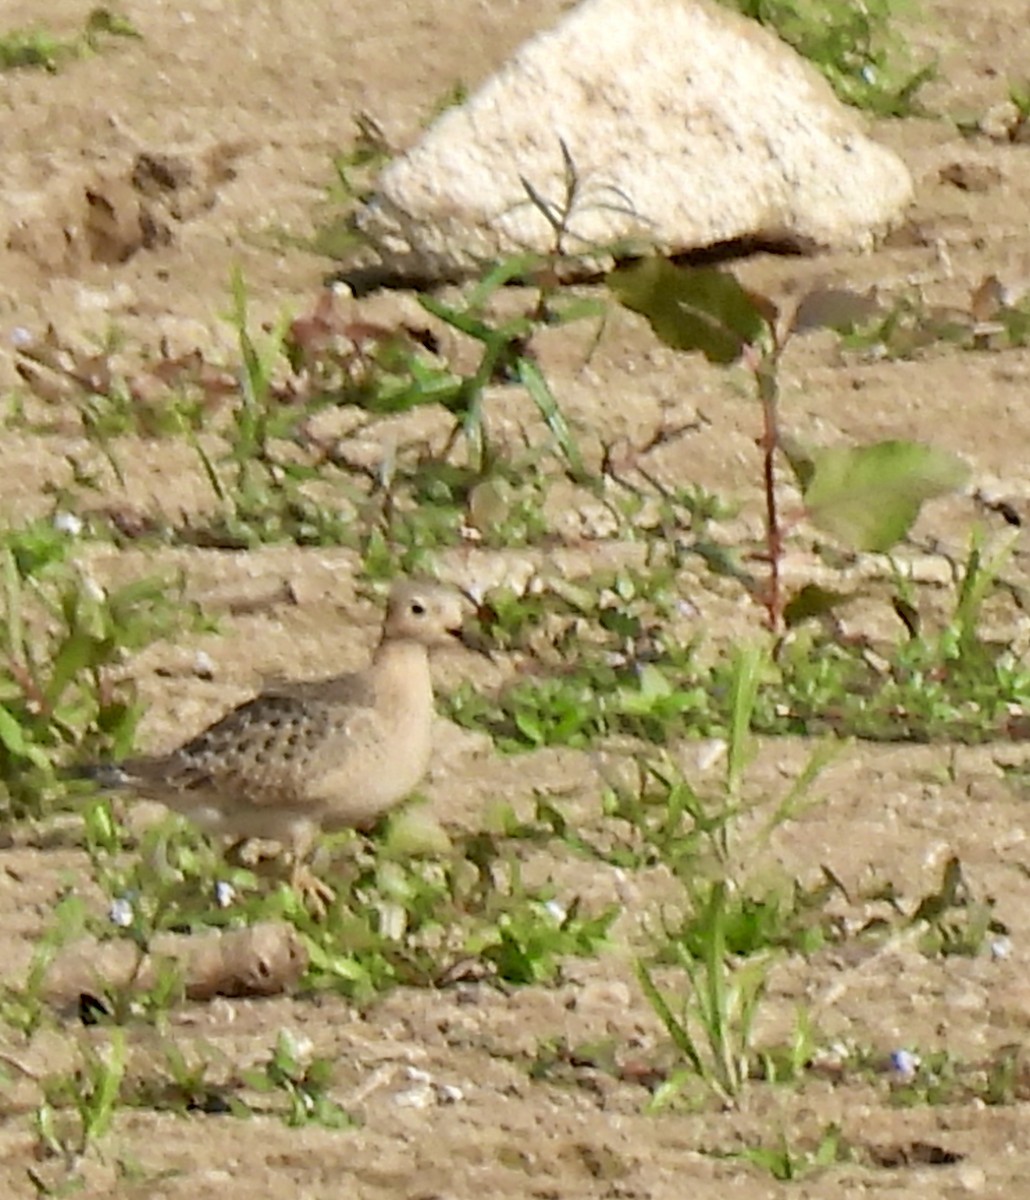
(126, 674), (377, 812)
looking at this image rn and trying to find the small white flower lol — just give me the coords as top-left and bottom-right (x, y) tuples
(543, 898), (567, 923)
(52, 511), (83, 537)
(108, 897), (134, 928)
(214, 880), (236, 908)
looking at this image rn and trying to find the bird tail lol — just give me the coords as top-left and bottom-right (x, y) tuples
(65, 761), (139, 790)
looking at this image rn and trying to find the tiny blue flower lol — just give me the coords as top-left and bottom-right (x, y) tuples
(889, 1048), (919, 1081)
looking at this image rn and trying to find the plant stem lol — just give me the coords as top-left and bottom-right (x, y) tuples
(754, 353), (783, 632)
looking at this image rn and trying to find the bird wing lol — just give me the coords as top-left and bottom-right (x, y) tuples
(129, 676), (378, 813)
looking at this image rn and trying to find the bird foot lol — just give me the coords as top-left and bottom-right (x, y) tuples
(290, 863), (336, 918)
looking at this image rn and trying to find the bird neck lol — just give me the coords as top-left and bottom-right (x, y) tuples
(371, 639), (433, 702)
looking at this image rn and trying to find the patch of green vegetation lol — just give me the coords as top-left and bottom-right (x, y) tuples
(70, 791), (615, 1010)
(28, 264), (593, 558)
(124, 1032), (351, 1127)
(0, 8), (141, 73)
(727, 1124), (854, 1181)
(240, 1030), (353, 1128)
(0, 517), (208, 819)
(0, 896), (87, 1038)
(310, 114), (393, 259)
(28, 1027), (350, 1190)
(886, 1043), (1030, 1108)
(836, 278), (1030, 360)
(33, 1030), (126, 1177)
(473, 636), (1012, 1110)
(615, 651), (833, 1105)
(446, 527), (1030, 755)
(280, 823), (616, 1000)
(10, 324), (209, 441)
(720, 0), (934, 116)
(453, 618), (1030, 752)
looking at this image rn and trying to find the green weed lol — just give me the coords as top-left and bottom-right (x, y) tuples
(0, 8), (140, 73)
(838, 277), (1030, 360)
(295, 826), (616, 1001)
(617, 649), (832, 1105)
(608, 258), (969, 632)
(242, 1030), (353, 1128)
(730, 1123), (853, 1180)
(721, 0), (933, 116)
(0, 518), (205, 818)
(0, 896), (87, 1037)
(887, 1044), (1030, 1108)
(33, 1031), (126, 1165)
(310, 114), (393, 258)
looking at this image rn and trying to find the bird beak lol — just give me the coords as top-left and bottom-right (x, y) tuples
(448, 587), (497, 660)
(451, 623), (494, 661)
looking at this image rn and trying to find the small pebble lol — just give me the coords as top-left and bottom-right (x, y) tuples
(990, 936), (1012, 961)
(52, 511), (83, 537)
(108, 897), (134, 928)
(194, 650), (216, 680)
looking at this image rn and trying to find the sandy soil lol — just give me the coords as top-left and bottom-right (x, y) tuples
(2, 1), (1030, 1196)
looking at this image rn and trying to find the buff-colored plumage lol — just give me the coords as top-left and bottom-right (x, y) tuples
(86, 581), (471, 910)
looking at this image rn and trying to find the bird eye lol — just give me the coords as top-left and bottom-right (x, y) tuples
(410, 601), (427, 616)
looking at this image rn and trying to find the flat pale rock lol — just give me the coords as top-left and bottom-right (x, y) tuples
(357, 0), (913, 281)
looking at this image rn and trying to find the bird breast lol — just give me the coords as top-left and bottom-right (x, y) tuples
(310, 673), (437, 828)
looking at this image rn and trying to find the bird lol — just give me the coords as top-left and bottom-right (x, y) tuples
(79, 579), (475, 913)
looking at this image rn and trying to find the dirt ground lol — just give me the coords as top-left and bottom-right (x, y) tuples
(4, 1), (1030, 1196)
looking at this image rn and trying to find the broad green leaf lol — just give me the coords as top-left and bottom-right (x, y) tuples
(0, 704), (29, 755)
(783, 584), (857, 628)
(607, 258), (772, 364)
(45, 629), (99, 708)
(517, 357), (584, 475)
(803, 441), (969, 552)
(0, 704), (51, 770)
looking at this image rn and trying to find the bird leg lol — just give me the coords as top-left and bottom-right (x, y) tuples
(288, 824), (336, 918)
(221, 829), (335, 916)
